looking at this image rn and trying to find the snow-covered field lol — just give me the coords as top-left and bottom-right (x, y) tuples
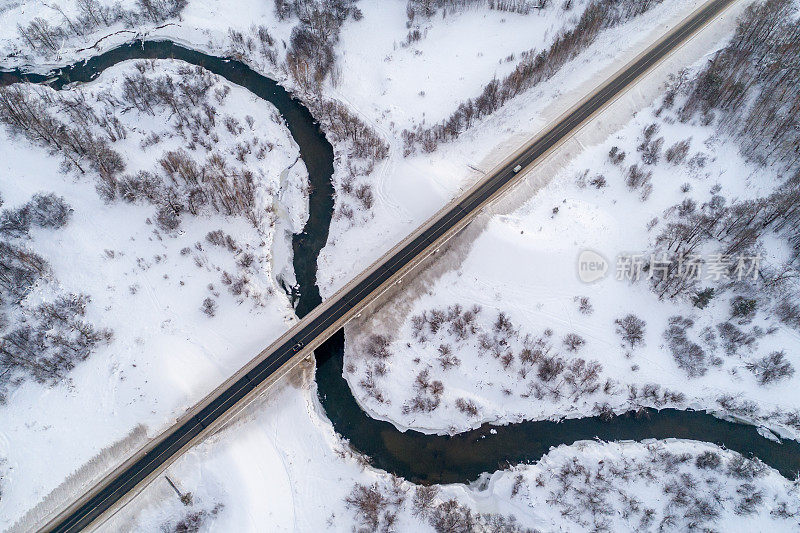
(315, 0), (713, 299)
(342, 47), (800, 438)
(0, 59), (308, 529)
(4, 0), (798, 531)
(0, 0), (715, 299)
(107, 379), (800, 532)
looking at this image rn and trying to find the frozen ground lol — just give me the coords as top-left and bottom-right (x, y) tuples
(0, 0), (714, 298)
(315, 0), (712, 299)
(2, 0), (789, 531)
(0, 59), (308, 529)
(342, 34), (800, 440)
(107, 376), (800, 532)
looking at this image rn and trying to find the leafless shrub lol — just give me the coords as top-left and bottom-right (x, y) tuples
(494, 312), (514, 334)
(730, 296), (757, 323)
(614, 314), (646, 349)
(625, 164), (652, 191)
(155, 205), (180, 232)
(511, 473), (525, 497)
(608, 146), (626, 165)
(429, 309), (446, 334)
(455, 397), (479, 416)
(562, 333), (585, 352)
(746, 351), (794, 385)
(666, 139), (691, 164)
(695, 451), (721, 470)
(412, 485), (439, 518)
(588, 174), (607, 189)
(201, 297), (217, 317)
(574, 296), (593, 315)
(437, 344), (460, 370)
(776, 299), (800, 330)
(345, 483), (389, 531)
(365, 334), (392, 359)
(537, 355), (565, 382)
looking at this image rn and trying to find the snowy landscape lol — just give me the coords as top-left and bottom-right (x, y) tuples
(343, 12), (800, 439)
(1, 0), (799, 531)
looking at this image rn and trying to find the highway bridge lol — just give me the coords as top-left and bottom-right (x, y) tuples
(43, 0), (738, 529)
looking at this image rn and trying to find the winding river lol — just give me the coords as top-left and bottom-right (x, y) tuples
(2, 40), (799, 485)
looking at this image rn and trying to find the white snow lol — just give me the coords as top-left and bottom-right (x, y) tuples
(341, 49), (800, 439)
(2, 0), (792, 531)
(316, 0), (713, 299)
(105, 381), (800, 532)
(0, 59), (308, 529)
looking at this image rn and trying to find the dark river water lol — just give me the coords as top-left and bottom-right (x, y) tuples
(2, 40), (798, 483)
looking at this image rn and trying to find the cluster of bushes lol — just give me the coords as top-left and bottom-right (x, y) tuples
(344, 478), (531, 533)
(405, 0), (484, 20)
(640, 171), (800, 302)
(353, 334), (392, 403)
(661, 312), (769, 381)
(17, 0), (188, 57)
(624, 383), (685, 412)
(524, 443), (785, 531)
(308, 98), (388, 162)
(0, 193), (112, 402)
(630, 0), (800, 317)
(309, 100), (387, 220)
(406, 0), (559, 21)
(227, 25), (279, 67)
(489, 0), (555, 15)
(678, 0), (800, 175)
(0, 62), (285, 235)
(403, 368), (444, 414)
(406, 304), (610, 411)
(280, 0), (362, 86)
(0, 84), (126, 184)
(715, 394), (800, 439)
(228, 2), (386, 220)
(200, 229), (274, 307)
(401, 0), (665, 154)
(2, 64), (296, 316)
(161, 503), (224, 532)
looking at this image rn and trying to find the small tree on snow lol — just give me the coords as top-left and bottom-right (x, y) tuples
(201, 297), (217, 317)
(615, 314), (646, 349)
(746, 351), (794, 385)
(563, 333), (585, 352)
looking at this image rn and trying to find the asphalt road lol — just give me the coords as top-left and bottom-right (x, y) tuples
(45, 0), (735, 530)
